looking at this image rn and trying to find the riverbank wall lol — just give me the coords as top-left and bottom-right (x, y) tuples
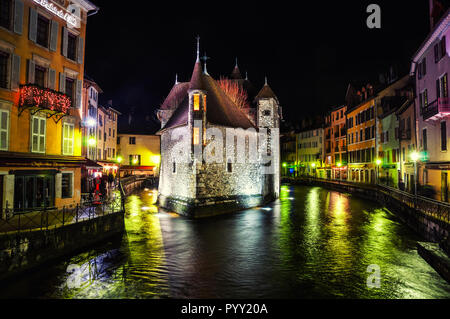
(0, 211), (125, 282)
(288, 178), (450, 245)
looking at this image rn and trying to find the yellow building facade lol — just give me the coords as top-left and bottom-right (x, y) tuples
(0, 0), (97, 216)
(117, 134), (161, 177)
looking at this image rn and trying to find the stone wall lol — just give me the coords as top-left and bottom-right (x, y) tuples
(0, 212), (125, 282)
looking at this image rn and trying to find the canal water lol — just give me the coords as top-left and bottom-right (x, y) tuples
(1, 185), (450, 299)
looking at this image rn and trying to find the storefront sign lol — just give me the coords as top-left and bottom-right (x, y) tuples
(33, 0), (77, 27)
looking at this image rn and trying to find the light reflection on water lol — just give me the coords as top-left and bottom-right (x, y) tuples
(1, 185), (450, 299)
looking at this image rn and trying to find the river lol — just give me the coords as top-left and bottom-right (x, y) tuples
(1, 185), (450, 299)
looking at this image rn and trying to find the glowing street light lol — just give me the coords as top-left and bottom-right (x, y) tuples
(86, 117), (96, 127)
(375, 159), (382, 184)
(311, 163), (316, 168)
(117, 156), (123, 164)
(337, 162), (342, 168)
(88, 137), (96, 146)
(410, 151), (420, 162)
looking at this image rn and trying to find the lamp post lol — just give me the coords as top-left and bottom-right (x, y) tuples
(376, 159), (382, 185)
(311, 163), (316, 178)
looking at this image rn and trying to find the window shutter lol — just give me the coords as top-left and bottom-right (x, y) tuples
(14, 0), (24, 35)
(29, 7), (37, 43)
(75, 79), (82, 109)
(77, 37), (84, 64)
(27, 59), (35, 84)
(11, 54), (21, 90)
(48, 68), (56, 90)
(49, 20), (59, 52)
(59, 73), (66, 93)
(441, 37), (446, 58)
(437, 78), (441, 99)
(62, 27), (68, 57)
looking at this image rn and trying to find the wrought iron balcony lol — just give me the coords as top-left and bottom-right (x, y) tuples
(19, 84), (72, 119)
(422, 98), (450, 121)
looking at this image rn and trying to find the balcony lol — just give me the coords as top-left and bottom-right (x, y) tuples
(19, 84), (72, 120)
(422, 98), (450, 121)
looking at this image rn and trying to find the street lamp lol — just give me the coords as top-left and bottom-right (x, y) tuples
(375, 159), (382, 184)
(88, 137), (96, 146)
(311, 163), (316, 178)
(411, 151), (420, 198)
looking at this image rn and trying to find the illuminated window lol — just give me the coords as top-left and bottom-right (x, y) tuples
(193, 94), (200, 111)
(203, 95), (207, 110)
(62, 122), (74, 155)
(193, 127), (200, 145)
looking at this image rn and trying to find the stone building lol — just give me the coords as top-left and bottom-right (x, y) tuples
(156, 41), (281, 217)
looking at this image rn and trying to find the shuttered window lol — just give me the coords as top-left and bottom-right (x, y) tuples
(0, 0), (12, 30)
(36, 15), (50, 48)
(0, 51), (9, 89)
(31, 116), (46, 153)
(67, 32), (77, 61)
(0, 110), (9, 151)
(441, 121), (447, 152)
(62, 123), (74, 155)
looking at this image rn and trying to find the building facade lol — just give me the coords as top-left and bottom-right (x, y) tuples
(97, 104), (120, 176)
(330, 105), (347, 180)
(0, 0), (97, 216)
(346, 85), (377, 183)
(81, 75), (102, 160)
(297, 127), (324, 178)
(411, 8), (450, 201)
(117, 133), (161, 177)
(396, 97), (418, 193)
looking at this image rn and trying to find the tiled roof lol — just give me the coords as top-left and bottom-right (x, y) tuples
(255, 83), (278, 101)
(158, 61), (256, 132)
(160, 82), (190, 110)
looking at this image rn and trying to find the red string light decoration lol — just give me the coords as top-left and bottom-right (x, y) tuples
(19, 84), (71, 114)
(217, 77), (250, 109)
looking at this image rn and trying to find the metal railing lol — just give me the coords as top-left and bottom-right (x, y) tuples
(289, 176), (450, 224)
(0, 195), (124, 235)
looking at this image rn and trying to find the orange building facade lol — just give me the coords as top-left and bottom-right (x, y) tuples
(330, 105), (347, 180)
(0, 0), (97, 216)
(346, 94), (378, 183)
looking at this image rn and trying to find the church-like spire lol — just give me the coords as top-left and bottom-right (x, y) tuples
(230, 57), (243, 80)
(196, 35), (200, 62)
(245, 71), (248, 80)
(265, 76), (268, 85)
(175, 73), (178, 84)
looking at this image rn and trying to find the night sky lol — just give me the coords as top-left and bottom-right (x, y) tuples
(84, 0), (430, 132)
